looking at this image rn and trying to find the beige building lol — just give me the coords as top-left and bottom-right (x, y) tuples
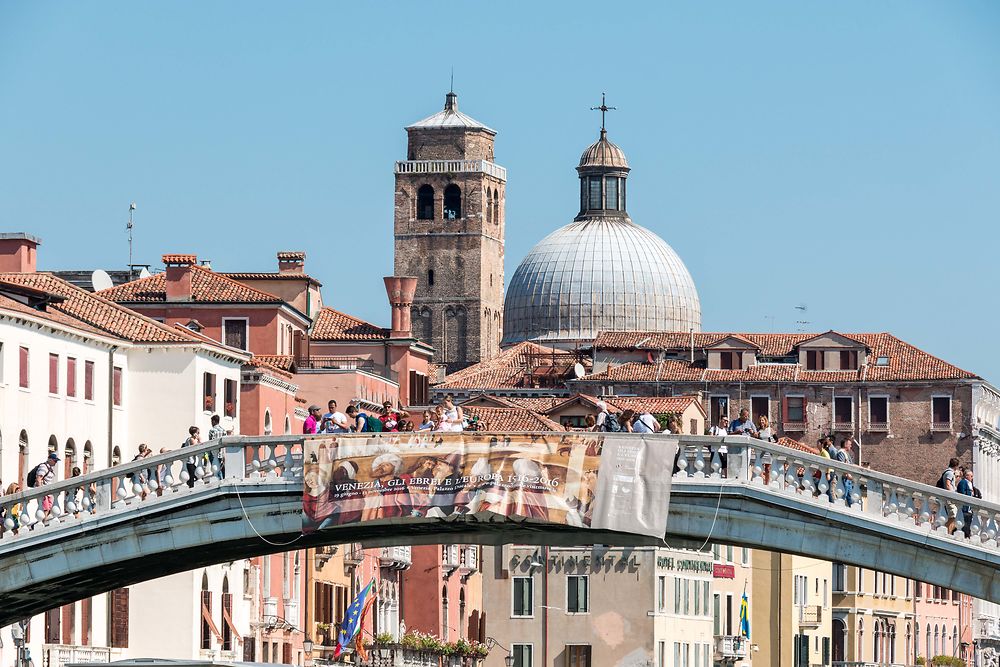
(751, 553), (832, 667)
(831, 565), (914, 666)
(711, 544), (754, 667)
(481, 545), (716, 667)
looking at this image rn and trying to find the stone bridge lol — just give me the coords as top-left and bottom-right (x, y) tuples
(2, 434), (1000, 625)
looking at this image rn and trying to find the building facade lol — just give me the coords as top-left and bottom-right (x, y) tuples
(394, 92), (506, 373)
(830, 565), (915, 666)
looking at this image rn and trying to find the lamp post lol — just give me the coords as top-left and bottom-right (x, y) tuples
(504, 653), (514, 667)
(303, 638), (313, 667)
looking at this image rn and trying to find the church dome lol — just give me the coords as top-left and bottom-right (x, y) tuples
(502, 127), (701, 345)
(578, 130), (629, 170)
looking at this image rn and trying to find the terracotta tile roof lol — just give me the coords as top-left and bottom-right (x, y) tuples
(309, 307), (388, 341)
(277, 251), (306, 261)
(162, 253), (197, 265)
(504, 396), (566, 412)
(99, 265), (284, 304)
(254, 354), (296, 371)
(608, 395), (705, 416)
(0, 291), (110, 338)
(776, 436), (820, 455)
(245, 354), (295, 379)
(581, 360), (705, 383)
(436, 341), (582, 389)
(222, 272), (321, 285)
(463, 405), (564, 432)
(593, 331), (976, 383)
(0, 273), (203, 344)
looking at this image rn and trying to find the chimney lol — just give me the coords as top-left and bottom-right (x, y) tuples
(163, 254), (197, 302)
(383, 276), (418, 339)
(277, 251), (306, 275)
(0, 233), (41, 273)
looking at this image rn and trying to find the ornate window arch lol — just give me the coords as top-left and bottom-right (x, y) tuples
(417, 185), (435, 220)
(444, 184), (462, 219)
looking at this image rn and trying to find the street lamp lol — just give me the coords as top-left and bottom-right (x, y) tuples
(303, 638), (313, 655)
(504, 654), (514, 667)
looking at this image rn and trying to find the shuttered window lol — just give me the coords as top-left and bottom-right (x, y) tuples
(19, 346), (29, 388)
(109, 588), (129, 648)
(49, 353), (59, 394)
(67, 357), (77, 397)
(113, 367), (123, 406)
(84, 360), (95, 400)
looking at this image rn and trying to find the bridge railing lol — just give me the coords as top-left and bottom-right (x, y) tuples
(0, 436), (305, 537)
(679, 435), (1000, 546)
(2, 434), (1000, 553)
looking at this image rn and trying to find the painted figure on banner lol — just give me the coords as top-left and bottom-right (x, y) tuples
(362, 454), (412, 520)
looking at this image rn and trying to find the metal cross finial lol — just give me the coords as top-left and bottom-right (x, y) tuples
(590, 92), (616, 132)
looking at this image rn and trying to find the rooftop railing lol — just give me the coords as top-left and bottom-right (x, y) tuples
(394, 159), (507, 182)
(296, 355), (398, 383)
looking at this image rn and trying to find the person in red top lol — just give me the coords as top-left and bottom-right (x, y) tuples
(379, 401), (400, 432)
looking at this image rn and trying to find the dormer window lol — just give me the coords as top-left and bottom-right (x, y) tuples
(840, 350), (859, 370)
(719, 351), (741, 370)
(806, 350), (824, 371)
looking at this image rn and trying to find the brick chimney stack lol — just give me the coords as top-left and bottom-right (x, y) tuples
(277, 251), (306, 275)
(163, 254), (197, 302)
(383, 276), (418, 339)
(0, 233), (41, 273)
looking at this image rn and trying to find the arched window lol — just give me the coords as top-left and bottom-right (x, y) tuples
(444, 184), (461, 219)
(221, 575), (232, 651)
(858, 618), (864, 658)
(874, 619), (882, 663)
(889, 622), (896, 664)
(83, 441), (93, 474)
(485, 189), (493, 224)
(492, 188), (500, 224)
(201, 572), (212, 650)
(832, 618), (846, 664)
(926, 625), (931, 661)
(907, 623), (913, 663)
(112, 446), (121, 466)
(65, 438), (76, 478)
(459, 588), (467, 639)
(18, 430), (28, 487)
(934, 625), (939, 657)
(953, 624), (958, 656)
(428, 269), (435, 286)
(284, 415), (291, 435)
(441, 586), (449, 641)
(264, 409), (272, 436)
(417, 185), (435, 220)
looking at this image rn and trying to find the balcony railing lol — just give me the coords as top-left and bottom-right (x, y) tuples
(42, 644), (119, 667)
(379, 545), (412, 569)
(713, 635), (748, 661)
(867, 422), (890, 433)
(284, 598), (299, 627)
(783, 421), (807, 432)
(296, 356), (398, 383)
(832, 421), (855, 432)
(931, 421), (952, 433)
(394, 159), (507, 182)
(344, 543), (365, 565)
(798, 604), (822, 626)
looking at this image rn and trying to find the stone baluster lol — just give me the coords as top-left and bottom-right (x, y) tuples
(675, 446), (689, 478)
(932, 496), (948, 533)
(902, 491), (917, 525)
(751, 449), (764, 485)
(283, 445), (295, 479)
(917, 495), (932, 527)
(885, 487), (899, 518)
(693, 445), (706, 479)
(710, 444), (722, 479)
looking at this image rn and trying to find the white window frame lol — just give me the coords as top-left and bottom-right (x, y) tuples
(566, 575), (589, 615)
(931, 394), (952, 431)
(222, 317), (250, 351)
(868, 393), (890, 430)
(512, 576), (534, 618)
(512, 643), (533, 667)
(658, 575), (667, 612)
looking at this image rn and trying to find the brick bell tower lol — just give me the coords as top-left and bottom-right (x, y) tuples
(393, 91), (506, 373)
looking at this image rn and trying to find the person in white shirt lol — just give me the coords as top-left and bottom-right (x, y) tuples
(632, 411), (660, 433)
(709, 416), (729, 436)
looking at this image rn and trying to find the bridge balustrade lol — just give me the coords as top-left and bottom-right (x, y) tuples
(1, 434), (998, 555)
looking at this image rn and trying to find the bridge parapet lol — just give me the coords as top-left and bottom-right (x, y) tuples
(1, 433), (999, 557)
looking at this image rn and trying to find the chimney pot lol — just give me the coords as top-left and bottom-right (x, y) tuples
(277, 251), (306, 275)
(163, 253), (197, 301)
(384, 276), (418, 339)
(0, 233), (41, 273)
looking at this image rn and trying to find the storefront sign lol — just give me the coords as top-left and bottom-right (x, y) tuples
(657, 556), (713, 573)
(713, 563), (735, 579)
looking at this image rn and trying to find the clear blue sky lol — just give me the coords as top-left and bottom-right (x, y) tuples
(2, 2), (998, 382)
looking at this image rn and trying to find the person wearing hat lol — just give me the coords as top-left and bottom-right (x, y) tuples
(32, 452), (60, 516)
(425, 452), (465, 518)
(303, 405), (322, 434)
(362, 453), (412, 520)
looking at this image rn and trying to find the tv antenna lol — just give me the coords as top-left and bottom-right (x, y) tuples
(126, 201), (136, 269)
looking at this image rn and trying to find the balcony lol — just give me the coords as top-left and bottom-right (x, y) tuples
(867, 422), (890, 433)
(713, 635), (748, 661)
(296, 356), (398, 383)
(380, 545), (412, 570)
(284, 598), (299, 627)
(931, 421), (952, 433)
(832, 421), (855, 433)
(262, 596), (278, 621)
(42, 644), (120, 667)
(344, 543), (364, 566)
(798, 604), (822, 626)
(395, 159), (507, 182)
(783, 421), (807, 432)
(459, 546), (478, 573)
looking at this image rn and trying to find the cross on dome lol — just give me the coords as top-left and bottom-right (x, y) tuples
(590, 92), (617, 134)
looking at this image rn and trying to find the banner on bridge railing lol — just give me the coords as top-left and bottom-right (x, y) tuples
(302, 433), (676, 541)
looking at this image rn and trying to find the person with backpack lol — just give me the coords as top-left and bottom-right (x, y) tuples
(957, 468), (978, 539)
(594, 401), (622, 432)
(347, 405), (382, 433)
(937, 457), (960, 534)
(29, 452), (60, 517)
